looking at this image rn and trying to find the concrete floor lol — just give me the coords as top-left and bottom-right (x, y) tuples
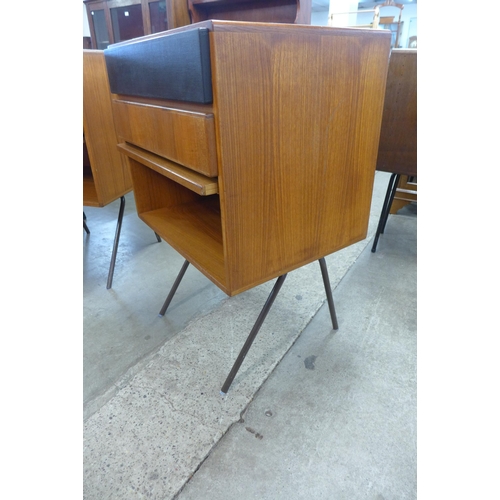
(83, 171), (417, 499)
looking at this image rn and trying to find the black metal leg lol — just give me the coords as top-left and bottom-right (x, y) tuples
(158, 260), (190, 316)
(154, 232), (161, 243)
(318, 258), (339, 330)
(83, 212), (90, 234)
(221, 274), (288, 394)
(371, 173), (400, 253)
(106, 196), (126, 289)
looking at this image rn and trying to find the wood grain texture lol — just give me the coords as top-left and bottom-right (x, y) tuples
(112, 22), (391, 295)
(113, 99), (218, 177)
(376, 49), (417, 177)
(187, 0), (310, 24)
(126, 155), (227, 290)
(210, 22), (392, 293)
(117, 142), (218, 195)
(168, 0), (192, 29)
(389, 175), (417, 214)
(83, 50), (132, 207)
(141, 200), (226, 292)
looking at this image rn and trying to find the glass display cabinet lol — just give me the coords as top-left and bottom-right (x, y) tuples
(84, 0), (191, 49)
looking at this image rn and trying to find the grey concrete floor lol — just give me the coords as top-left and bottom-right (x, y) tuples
(83, 171), (416, 499)
(176, 208), (417, 500)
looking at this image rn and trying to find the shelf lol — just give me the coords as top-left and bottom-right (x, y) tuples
(140, 197), (227, 292)
(117, 143), (218, 196)
(83, 174), (99, 207)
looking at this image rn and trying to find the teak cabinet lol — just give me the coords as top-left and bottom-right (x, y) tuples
(84, 0), (310, 50)
(84, 0), (191, 49)
(104, 21), (392, 297)
(187, 0), (311, 24)
(371, 48), (417, 252)
(83, 50), (132, 208)
(376, 48), (417, 213)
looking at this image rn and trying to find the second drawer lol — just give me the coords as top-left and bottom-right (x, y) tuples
(112, 99), (218, 178)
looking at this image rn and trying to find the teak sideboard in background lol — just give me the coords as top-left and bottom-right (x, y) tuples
(84, 0), (311, 50)
(372, 48), (417, 252)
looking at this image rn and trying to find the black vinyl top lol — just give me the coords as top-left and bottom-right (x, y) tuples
(104, 27), (212, 104)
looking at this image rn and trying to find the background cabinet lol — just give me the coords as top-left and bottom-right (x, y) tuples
(187, 0), (311, 24)
(84, 0), (311, 49)
(84, 0), (191, 49)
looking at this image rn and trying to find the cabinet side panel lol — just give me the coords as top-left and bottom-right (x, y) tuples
(211, 28), (391, 293)
(83, 50), (132, 206)
(376, 49), (417, 177)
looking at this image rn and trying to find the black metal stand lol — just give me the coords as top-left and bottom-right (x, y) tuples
(83, 212), (90, 235)
(159, 256), (339, 393)
(158, 259), (190, 316)
(371, 173), (401, 253)
(221, 273), (288, 394)
(106, 196), (126, 289)
(319, 257), (339, 330)
(85, 198), (161, 289)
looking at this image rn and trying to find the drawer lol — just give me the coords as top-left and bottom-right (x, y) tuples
(112, 99), (218, 178)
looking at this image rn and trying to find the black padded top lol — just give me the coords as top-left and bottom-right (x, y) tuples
(104, 27), (212, 104)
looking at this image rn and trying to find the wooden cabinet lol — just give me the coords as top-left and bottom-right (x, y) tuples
(84, 0), (311, 50)
(84, 0), (191, 49)
(376, 49), (417, 179)
(371, 49), (417, 252)
(187, 0), (311, 24)
(83, 50), (132, 207)
(104, 21), (392, 296)
(84, 49), (138, 289)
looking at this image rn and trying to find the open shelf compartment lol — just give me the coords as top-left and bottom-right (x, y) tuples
(126, 155), (228, 293)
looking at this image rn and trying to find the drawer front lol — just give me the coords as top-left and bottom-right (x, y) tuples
(113, 100), (218, 178)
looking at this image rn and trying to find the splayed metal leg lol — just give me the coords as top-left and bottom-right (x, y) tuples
(106, 196), (125, 289)
(83, 212), (90, 235)
(318, 257), (338, 330)
(158, 259), (190, 316)
(372, 173), (400, 253)
(221, 274), (288, 394)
